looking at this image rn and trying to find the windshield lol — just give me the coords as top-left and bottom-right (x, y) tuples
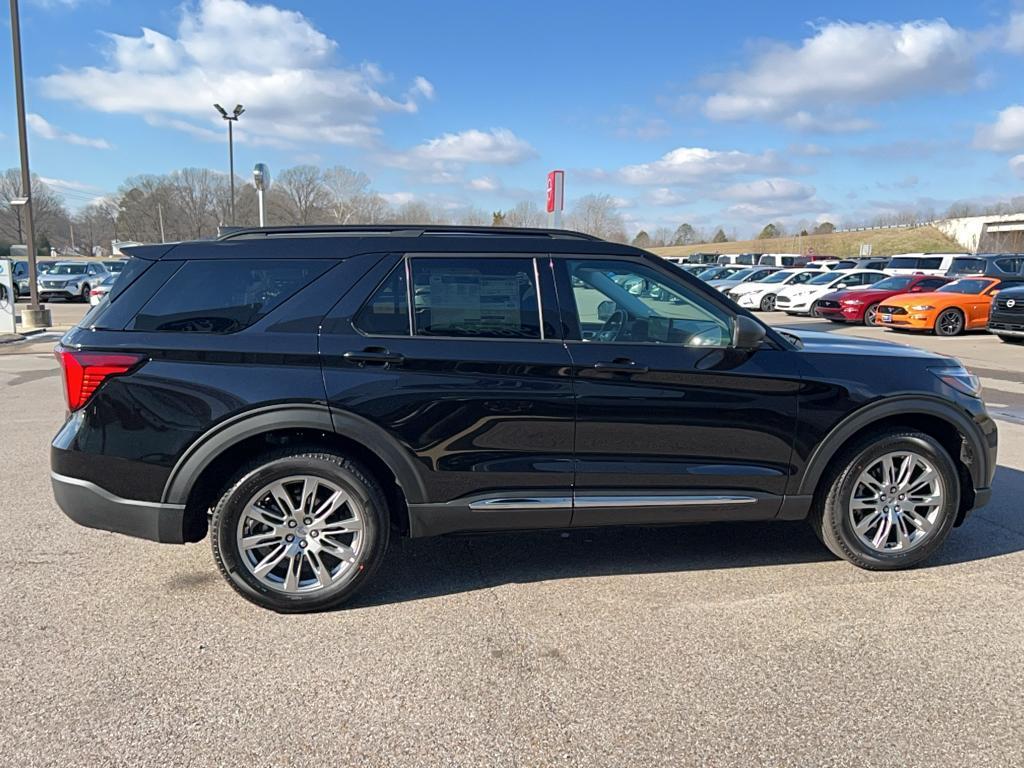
(762, 270), (795, 284)
(872, 276), (915, 291)
(699, 266), (733, 280)
(105, 262), (126, 273)
(808, 271), (841, 285)
(48, 264), (87, 275)
(727, 268), (759, 281)
(938, 278), (994, 295)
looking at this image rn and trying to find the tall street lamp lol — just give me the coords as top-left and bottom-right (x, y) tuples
(8, 0), (50, 328)
(214, 103), (244, 223)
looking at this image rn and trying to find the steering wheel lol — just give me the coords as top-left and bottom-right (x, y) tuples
(596, 309), (627, 342)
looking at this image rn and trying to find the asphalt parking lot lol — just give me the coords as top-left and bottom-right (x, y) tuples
(2, 306), (1023, 767)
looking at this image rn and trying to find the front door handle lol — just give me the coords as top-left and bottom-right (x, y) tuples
(343, 348), (405, 366)
(593, 359), (648, 373)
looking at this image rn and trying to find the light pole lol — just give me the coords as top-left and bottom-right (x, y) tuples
(214, 103), (244, 224)
(8, 0), (50, 327)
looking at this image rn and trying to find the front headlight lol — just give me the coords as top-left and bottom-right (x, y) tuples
(910, 304), (935, 311)
(930, 366), (982, 398)
(841, 299), (864, 305)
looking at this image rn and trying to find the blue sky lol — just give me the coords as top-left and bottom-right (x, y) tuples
(3, 0), (1024, 237)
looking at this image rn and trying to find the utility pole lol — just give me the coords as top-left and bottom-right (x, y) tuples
(9, 0), (50, 327)
(69, 220), (75, 251)
(157, 203), (166, 243)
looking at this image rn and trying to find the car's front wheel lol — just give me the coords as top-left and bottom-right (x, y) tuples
(78, 284), (90, 303)
(760, 294), (776, 312)
(864, 302), (880, 326)
(935, 308), (964, 336)
(211, 449), (390, 612)
(812, 430), (960, 570)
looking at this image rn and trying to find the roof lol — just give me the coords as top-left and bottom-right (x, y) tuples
(126, 225), (646, 261)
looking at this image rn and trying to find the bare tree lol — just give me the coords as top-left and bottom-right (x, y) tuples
(566, 194), (626, 241)
(650, 227), (673, 247)
(503, 200), (544, 229)
(323, 166), (372, 224)
(273, 165), (331, 224)
(168, 168), (221, 239)
(0, 169), (71, 249)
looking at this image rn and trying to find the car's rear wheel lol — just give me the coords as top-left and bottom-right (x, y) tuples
(760, 294), (776, 312)
(812, 430), (959, 570)
(211, 449), (390, 612)
(78, 284), (90, 303)
(864, 302), (880, 326)
(935, 308), (964, 336)
(998, 334), (1024, 344)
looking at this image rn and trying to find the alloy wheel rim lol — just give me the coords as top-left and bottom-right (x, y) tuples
(848, 451), (944, 553)
(866, 305), (878, 325)
(939, 310), (962, 335)
(235, 475), (365, 594)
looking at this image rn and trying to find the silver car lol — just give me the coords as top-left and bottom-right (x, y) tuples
(38, 261), (109, 303)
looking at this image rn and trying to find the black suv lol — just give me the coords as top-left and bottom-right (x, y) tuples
(989, 282), (1024, 343)
(51, 226), (998, 612)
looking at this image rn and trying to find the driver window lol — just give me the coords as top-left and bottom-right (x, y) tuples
(564, 259), (732, 347)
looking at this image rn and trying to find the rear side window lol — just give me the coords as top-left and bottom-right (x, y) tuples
(995, 257), (1023, 273)
(918, 257), (943, 270)
(132, 259), (330, 333)
(410, 257), (541, 339)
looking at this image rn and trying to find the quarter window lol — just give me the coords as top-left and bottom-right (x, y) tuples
(410, 258), (541, 339)
(133, 259), (330, 333)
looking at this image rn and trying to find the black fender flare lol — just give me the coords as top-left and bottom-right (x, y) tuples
(796, 395), (992, 497)
(162, 403), (427, 505)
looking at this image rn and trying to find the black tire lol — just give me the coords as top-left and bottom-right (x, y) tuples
(810, 430), (960, 570)
(863, 302), (880, 327)
(934, 308), (964, 337)
(998, 334), (1024, 344)
(210, 448), (390, 612)
(760, 294), (777, 312)
(78, 284), (90, 303)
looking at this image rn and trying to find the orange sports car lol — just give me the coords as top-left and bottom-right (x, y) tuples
(876, 276), (1005, 336)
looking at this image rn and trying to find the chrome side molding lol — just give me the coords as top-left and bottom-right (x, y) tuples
(468, 497), (573, 511)
(468, 494), (757, 511)
(575, 495), (757, 508)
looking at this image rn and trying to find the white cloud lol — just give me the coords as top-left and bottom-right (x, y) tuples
(1005, 13), (1024, 53)
(704, 20), (976, 129)
(647, 188), (690, 206)
(392, 128), (535, 166)
(618, 146), (785, 185)
(975, 105), (1024, 151)
(380, 191), (416, 206)
(784, 112), (876, 133)
(788, 142), (832, 156)
(38, 176), (101, 192)
(720, 178), (816, 203)
(39, 0), (433, 147)
(26, 113), (111, 149)
(468, 176), (500, 191)
(1010, 155), (1024, 179)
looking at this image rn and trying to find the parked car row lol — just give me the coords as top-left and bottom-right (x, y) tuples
(680, 255), (1024, 340)
(6, 258), (127, 302)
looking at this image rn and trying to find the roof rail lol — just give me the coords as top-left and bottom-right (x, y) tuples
(216, 224), (601, 242)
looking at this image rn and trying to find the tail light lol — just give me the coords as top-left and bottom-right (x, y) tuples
(54, 346), (146, 411)
(90, 289), (102, 296)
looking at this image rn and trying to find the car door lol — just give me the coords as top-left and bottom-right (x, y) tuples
(553, 255), (802, 527)
(320, 252), (575, 536)
(967, 280), (1001, 328)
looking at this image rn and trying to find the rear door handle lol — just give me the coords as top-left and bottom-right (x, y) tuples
(593, 359), (648, 373)
(342, 348), (405, 366)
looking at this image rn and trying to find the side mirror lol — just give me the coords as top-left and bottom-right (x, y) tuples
(732, 315), (766, 351)
(597, 300), (616, 322)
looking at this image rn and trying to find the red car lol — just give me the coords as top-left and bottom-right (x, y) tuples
(815, 274), (951, 325)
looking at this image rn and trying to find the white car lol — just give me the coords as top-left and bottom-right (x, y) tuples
(774, 269), (889, 315)
(885, 253), (965, 277)
(729, 268), (822, 311)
